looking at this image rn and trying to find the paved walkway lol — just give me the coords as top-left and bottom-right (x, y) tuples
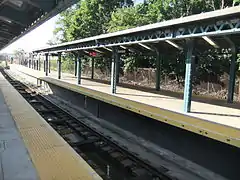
(10, 64), (240, 130)
(0, 72), (39, 180)
(1, 68), (102, 180)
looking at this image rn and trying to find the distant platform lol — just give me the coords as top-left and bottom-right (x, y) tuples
(9, 64), (240, 148)
(0, 67), (102, 180)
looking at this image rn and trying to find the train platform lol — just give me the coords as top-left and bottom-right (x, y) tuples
(0, 68), (102, 180)
(0, 75), (39, 180)
(9, 64), (240, 148)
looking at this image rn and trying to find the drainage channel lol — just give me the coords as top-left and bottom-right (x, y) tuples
(2, 70), (174, 180)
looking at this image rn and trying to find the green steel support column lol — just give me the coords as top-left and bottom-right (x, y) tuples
(38, 56), (41, 71)
(57, 53), (62, 79)
(45, 54), (49, 76)
(116, 54), (120, 84)
(111, 46), (118, 93)
(116, 48), (120, 85)
(36, 60), (39, 70)
(227, 45), (237, 103)
(43, 60), (45, 72)
(183, 40), (194, 113)
(48, 56), (51, 73)
(74, 55), (77, 77)
(155, 49), (161, 91)
(77, 55), (82, 85)
(91, 57), (94, 79)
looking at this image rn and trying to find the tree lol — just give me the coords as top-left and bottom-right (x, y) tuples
(47, 36), (59, 45)
(54, 6), (79, 42)
(53, 0), (240, 100)
(13, 49), (26, 64)
(107, 4), (150, 32)
(55, 0), (133, 42)
(233, 0), (240, 5)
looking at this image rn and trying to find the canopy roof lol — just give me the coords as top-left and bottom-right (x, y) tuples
(33, 6), (240, 56)
(0, 0), (78, 50)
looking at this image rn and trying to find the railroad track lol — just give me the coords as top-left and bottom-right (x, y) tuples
(2, 70), (175, 180)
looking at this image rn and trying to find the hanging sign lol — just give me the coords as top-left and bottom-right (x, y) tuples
(89, 51), (97, 57)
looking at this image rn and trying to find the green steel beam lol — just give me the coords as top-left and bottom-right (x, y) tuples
(43, 59), (45, 72)
(0, 6), (31, 26)
(77, 54), (82, 85)
(183, 40), (194, 113)
(227, 44), (237, 103)
(33, 7), (240, 54)
(45, 54), (48, 76)
(57, 53), (62, 79)
(31, 58), (34, 69)
(36, 59), (39, 70)
(48, 56), (51, 73)
(116, 55), (120, 84)
(155, 49), (161, 91)
(0, 0), (79, 51)
(91, 57), (94, 79)
(38, 56), (41, 71)
(74, 57), (77, 77)
(21, 0), (53, 11)
(0, 39), (8, 44)
(111, 47), (119, 94)
(0, 30), (17, 38)
(33, 61), (35, 69)
(28, 59), (30, 68)
(0, 0), (57, 26)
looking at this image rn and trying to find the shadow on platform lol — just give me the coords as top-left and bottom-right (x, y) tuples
(81, 77), (240, 110)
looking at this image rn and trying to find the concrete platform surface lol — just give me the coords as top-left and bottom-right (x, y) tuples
(0, 86), (39, 180)
(9, 64), (240, 148)
(0, 70), (102, 180)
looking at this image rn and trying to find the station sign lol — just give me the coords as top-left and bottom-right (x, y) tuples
(89, 51), (102, 57)
(89, 51), (97, 57)
(118, 50), (126, 54)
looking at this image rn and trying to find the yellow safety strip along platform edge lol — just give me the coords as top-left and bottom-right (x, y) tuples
(40, 77), (240, 148)
(0, 73), (102, 180)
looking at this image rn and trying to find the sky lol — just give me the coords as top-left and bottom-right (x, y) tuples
(0, 15), (59, 54)
(0, 0), (144, 54)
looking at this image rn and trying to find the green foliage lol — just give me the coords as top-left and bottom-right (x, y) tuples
(54, 7), (78, 42)
(61, 55), (75, 73)
(50, 60), (57, 71)
(107, 4), (151, 32)
(233, 0), (240, 5)
(237, 53), (240, 71)
(55, 0), (133, 41)
(53, 0), (239, 87)
(94, 57), (111, 72)
(123, 55), (156, 72)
